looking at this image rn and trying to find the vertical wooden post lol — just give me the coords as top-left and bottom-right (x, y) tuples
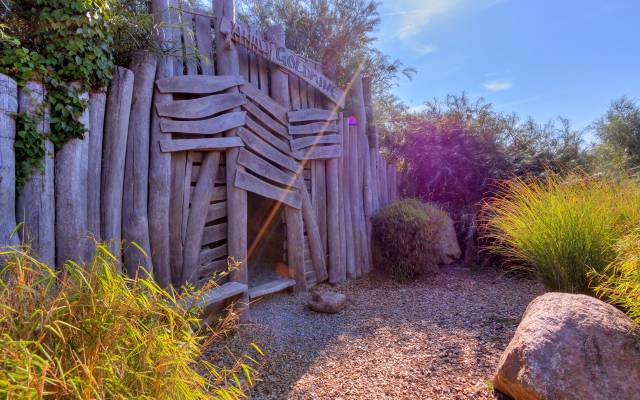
(123, 51), (157, 277)
(0, 74), (18, 248)
(149, 0), (174, 287)
(341, 115), (356, 280)
(363, 76), (380, 213)
(299, 177), (328, 282)
(348, 123), (363, 276)
(195, 14), (214, 75)
(380, 157), (388, 207)
(17, 81), (55, 265)
(268, 24), (307, 292)
(326, 128), (342, 283)
(101, 67), (134, 258)
(55, 84), (89, 266)
(87, 89), (106, 243)
(215, 0), (249, 308)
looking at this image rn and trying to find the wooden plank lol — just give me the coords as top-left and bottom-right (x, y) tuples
(294, 145), (341, 160)
(16, 80), (54, 264)
(258, 53), (270, 94)
(198, 281), (247, 307)
(195, 15), (214, 75)
(289, 122), (339, 136)
(160, 111), (245, 134)
(206, 201), (227, 222)
(199, 243), (228, 265)
(199, 258), (229, 276)
(242, 100), (288, 137)
(248, 278), (295, 299)
(288, 108), (339, 123)
(234, 169), (301, 209)
(236, 148), (299, 189)
(156, 74), (243, 94)
(237, 127), (299, 173)
(245, 116), (291, 154)
(169, 152), (187, 285)
(299, 81), (308, 108)
(289, 76), (301, 110)
(102, 67), (134, 257)
(239, 82), (288, 124)
(183, 152), (221, 282)
(299, 177), (328, 282)
(211, 186), (227, 202)
(159, 137), (244, 152)
(156, 93), (246, 119)
(182, 151), (194, 241)
(202, 222), (228, 245)
(191, 165), (226, 183)
(290, 134), (340, 151)
(123, 52), (156, 277)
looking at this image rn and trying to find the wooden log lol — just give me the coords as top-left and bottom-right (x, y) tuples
(156, 93), (245, 119)
(195, 14), (214, 75)
(123, 51), (156, 278)
(160, 111), (245, 134)
(294, 145), (341, 161)
(169, 0), (183, 76)
(348, 124), (363, 277)
(258, 48), (270, 94)
(234, 169), (301, 209)
(0, 74), (18, 248)
(149, 0), (174, 287)
(268, 24), (306, 292)
(363, 76), (380, 212)
(326, 139), (341, 283)
(101, 67), (134, 257)
(361, 132), (373, 273)
(216, 0), (248, 314)
(312, 162), (328, 253)
(156, 74), (243, 94)
(289, 76), (301, 110)
(17, 81), (54, 265)
(55, 85), (89, 265)
(379, 156), (388, 207)
(288, 108), (339, 123)
(183, 151), (221, 282)
(87, 90), (106, 242)
(180, 5), (198, 75)
(159, 137), (243, 152)
(169, 151), (187, 286)
(341, 117), (356, 279)
(288, 122), (339, 136)
(298, 177), (328, 282)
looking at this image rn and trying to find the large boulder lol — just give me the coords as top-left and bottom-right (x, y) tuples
(308, 290), (346, 314)
(494, 292), (640, 400)
(436, 214), (461, 264)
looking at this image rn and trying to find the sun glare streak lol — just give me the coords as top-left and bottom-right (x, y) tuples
(245, 61), (366, 267)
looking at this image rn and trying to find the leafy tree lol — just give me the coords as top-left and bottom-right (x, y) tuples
(592, 96), (640, 171)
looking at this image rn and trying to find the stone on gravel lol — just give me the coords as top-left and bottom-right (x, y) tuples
(308, 290), (346, 313)
(437, 215), (461, 265)
(494, 292), (640, 400)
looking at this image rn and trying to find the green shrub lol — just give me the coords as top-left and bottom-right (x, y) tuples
(592, 230), (640, 323)
(483, 173), (640, 293)
(0, 245), (259, 399)
(371, 199), (446, 281)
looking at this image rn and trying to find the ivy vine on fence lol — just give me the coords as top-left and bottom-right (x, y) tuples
(0, 0), (114, 191)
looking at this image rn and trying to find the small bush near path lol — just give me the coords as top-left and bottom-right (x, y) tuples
(592, 230), (640, 323)
(371, 199), (446, 281)
(483, 173), (640, 293)
(0, 245), (259, 399)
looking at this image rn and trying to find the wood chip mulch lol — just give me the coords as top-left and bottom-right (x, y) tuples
(205, 266), (544, 399)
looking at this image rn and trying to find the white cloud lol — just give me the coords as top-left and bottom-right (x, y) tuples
(483, 81), (513, 91)
(411, 44), (438, 55)
(385, 0), (506, 39)
(408, 103), (428, 113)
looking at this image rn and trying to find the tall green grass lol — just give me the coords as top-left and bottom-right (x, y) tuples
(592, 230), (640, 323)
(483, 173), (640, 293)
(0, 244), (260, 399)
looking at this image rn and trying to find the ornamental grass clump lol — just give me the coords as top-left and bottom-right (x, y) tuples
(592, 230), (640, 323)
(0, 244), (259, 399)
(483, 173), (640, 293)
(371, 199), (446, 281)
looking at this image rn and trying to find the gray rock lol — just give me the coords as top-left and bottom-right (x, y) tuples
(437, 214), (461, 265)
(308, 290), (346, 314)
(494, 292), (640, 400)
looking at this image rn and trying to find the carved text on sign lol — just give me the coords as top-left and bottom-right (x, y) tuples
(219, 17), (345, 107)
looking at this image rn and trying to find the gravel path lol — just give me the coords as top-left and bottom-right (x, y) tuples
(207, 266), (544, 399)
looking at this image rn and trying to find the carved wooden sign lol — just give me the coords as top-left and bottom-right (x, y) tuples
(220, 17), (345, 107)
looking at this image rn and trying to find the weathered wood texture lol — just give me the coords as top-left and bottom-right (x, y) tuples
(341, 117), (356, 279)
(149, 0), (174, 287)
(160, 111), (245, 134)
(55, 85), (89, 266)
(87, 90), (106, 242)
(123, 51), (156, 277)
(17, 81), (55, 265)
(0, 74), (18, 248)
(101, 67), (134, 257)
(156, 75), (243, 94)
(268, 24), (307, 291)
(216, 0), (249, 315)
(156, 93), (245, 119)
(160, 137), (243, 152)
(195, 14), (214, 75)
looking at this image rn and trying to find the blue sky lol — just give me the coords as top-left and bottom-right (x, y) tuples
(376, 0), (640, 138)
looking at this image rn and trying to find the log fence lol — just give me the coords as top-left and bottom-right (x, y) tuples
(0, 0), (401, 318)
